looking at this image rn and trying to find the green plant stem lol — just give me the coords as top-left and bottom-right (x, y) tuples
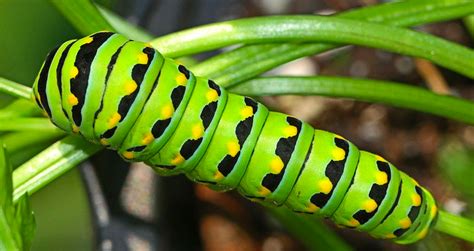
(267, 206), (353, 251)
(1, 131), (65, 154)
(434, 210), (474, 243)
(12, 135), (102, 203)
(153, 15), (474, 79)
(0, 78), (32, 100)
(97, 5), (153, 41)
(0, 99), (42, 118)
(49, 0), (115, 35)
(464, 15), (474, 39)
(231, 76), (474, 125)
(0, 118), (57, 131)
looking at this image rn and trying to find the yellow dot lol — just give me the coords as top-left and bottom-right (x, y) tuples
(192, 124), (204, 139)
(331, 147), (346, 161)
(122, 151), (134, 159)
(240, 106), (254, 120)
(411, 193), (421, 206)
(67, 94), (78, 106)
(417, 228), (429, 239)
(107, 112), (121, 128)
(362, 199), (378, 213)
(258, 187), (271, 196)
(142, 132), (154, 145)
(70, 66), (79, 78)
(213, 171), (224, 180)
(347, 218), (360, 227)
(375, 171), (388, 185)
(226, 140), (240, 157)
(84, 36), (93, 43)
(283, 125), (297, 138)
(100, 138), (108, 146)
(72, 124), (80, 133)
(145, 43), (153, 48)
(430, 205), (437, 218)
(175, 74), (187, 86)
(161, 103), (174, 119)
(270, 156), (284, 174)
(306, 203), (319, 213)
(124, 80), (138, 95)
(318, 177), (333, 194)
(206, 89), (219, 102)
(385, 233), (397, 239)
(375, 155), (386, 162)
(137, 52), (148, 64)
(171, 154), (185, 165)
(399, 217), (412, 229)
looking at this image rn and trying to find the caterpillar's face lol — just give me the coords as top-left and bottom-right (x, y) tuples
(32, 32), (165, 148)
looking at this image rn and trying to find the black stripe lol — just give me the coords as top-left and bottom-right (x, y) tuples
(37, 46), (60, 116)
(56, 41), (76, 118)
(93, 41), (129, 130)
(71, 32), (114, 127)
(262, 117), (302, 193)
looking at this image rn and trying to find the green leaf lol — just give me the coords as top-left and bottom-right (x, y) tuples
(0, 118), (58, 132)
(0, 143), (36, 250)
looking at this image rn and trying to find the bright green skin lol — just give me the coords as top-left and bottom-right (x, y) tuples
(32, 32), (438, 244)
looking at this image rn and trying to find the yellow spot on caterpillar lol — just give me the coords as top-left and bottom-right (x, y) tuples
(399, 217), (412, 229)
(192, 124), (204, 139)
(171, 154), (185, 165)
(306, 203), (319, 212)
(227, 140), (240, 157)
(283, 125), (297, 138)
(142, 132), (154, 145)
(84, 36), (93, 43)
(240, 106), (254, 120)
(375, 171), (388, 185)
(417, 228), (428, 239)
(124, 80), (137, 95)
(318, 177), (333, 194)
(213, 171), (224, 180)
(123, 151), (134, 159)
(270, 156), (284, 174)
(375, 155), (386, 162)
(100, 138), (108, 146)
(67, 94), (78, 106)
(72, 124), (80, 133)
(108, 112), (121, 128)
(347, 218), (360, 227)
(161, 103), (174, 119)
(145, 43), (153, 48)
(385, 233), (397, 239)
(206, 89), (219, 102)
(70, 66), (79, 78)
(137, 52), (148, 64)
(411, 193), (421, 206)
(430, 205), (437, 218)
(176, 73), (187, 86)
(258, 187), (271, 196)
(331, 147), (346, 161)
(362, 199), (378, 213)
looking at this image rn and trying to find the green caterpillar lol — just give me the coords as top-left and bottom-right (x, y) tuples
(32, 32), (438, 244)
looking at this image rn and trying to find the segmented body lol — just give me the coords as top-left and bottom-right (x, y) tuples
(32, 32), (438, 244)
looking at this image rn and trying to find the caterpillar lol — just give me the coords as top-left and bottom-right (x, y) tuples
(32, 32), (438, 244)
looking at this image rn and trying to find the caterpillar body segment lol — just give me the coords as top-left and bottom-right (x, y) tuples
(32, 32), (438, 244)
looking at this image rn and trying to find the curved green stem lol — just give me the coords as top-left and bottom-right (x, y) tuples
(12, 135), (102, 203)
(49, 0), (115, 35)
(434, 210), (474, 243)
(0, 118), (57, 131)
(192, 0), (474, 83)
(231, 76), (474, 125)
(0, 78), (32, 100)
